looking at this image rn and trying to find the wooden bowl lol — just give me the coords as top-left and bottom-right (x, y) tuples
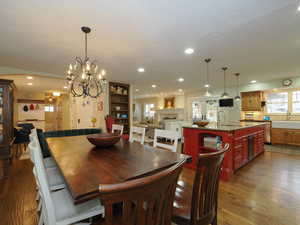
(194, 121), (209, 127)
(87, 133), (121, 147)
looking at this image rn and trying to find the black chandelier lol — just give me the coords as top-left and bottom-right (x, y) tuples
(66, 26), (107, 98)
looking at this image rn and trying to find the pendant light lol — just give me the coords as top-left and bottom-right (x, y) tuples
(234, 73), (241, 101)
(221, 67), (229, 98)
(203, 58), (212, 97)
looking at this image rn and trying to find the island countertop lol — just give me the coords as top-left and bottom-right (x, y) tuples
(183, 121), (267, 132)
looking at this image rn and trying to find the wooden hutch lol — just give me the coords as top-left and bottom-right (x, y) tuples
(0, 79), (14, 179)
(109, 82), (130, 134)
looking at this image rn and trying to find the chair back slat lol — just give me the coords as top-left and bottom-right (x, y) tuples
(190, 144), (229, 225)
(112, 124), (124, 135)
(153, 129), (180, 152)
(99, 160), (185, 225)
(129, 126), (146, 144)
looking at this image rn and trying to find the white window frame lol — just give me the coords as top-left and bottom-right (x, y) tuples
(266, 91), (288, 115)
(144, 103), (155, 119)
(292, 90), (300, 114)
(45, 105), (54, 112)
(265, 89), (300, 115)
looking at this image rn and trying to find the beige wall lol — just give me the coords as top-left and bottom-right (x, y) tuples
(133, 95), (185, 122)
(14, 90), (45, 125)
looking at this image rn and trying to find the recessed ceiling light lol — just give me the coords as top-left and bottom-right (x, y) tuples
(27, 83), (33, 86)
(204, 84), (210, 88)
(26, 76), (33, 80)
(250, 80), (257, 84)
(53, 92), (61, 96)
(152, 84), (157, 88)
(184, 48), (194, 55)
(137, 67), (145, 73)
(178, 89), (183, 92)
(63, 86), (68, 89)
(298, 5), (300, 11)
(135, 89), (139, 92)
(178, 78), (184, 82)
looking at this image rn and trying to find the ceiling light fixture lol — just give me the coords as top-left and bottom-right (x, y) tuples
(53, 92), (61, 97)
(27, 83), (33, 86)
(184, 48), (194, 55)
(66, 26), (107, 98)
(298, 5), (300, 11)
(178, 78), (184, 82)
(135, 89), (139, 92)
(221, 67), (229, 98)
(152, 84), (157, 88)
(251, 80), (257, 84)
(234, 73), (241, 101)
(178, 89), (183, 92)
(203, 58), (212, 97)
(63, 86), (68, 89)
(26, 76), (33, 80)
(137, 67), (145, 73)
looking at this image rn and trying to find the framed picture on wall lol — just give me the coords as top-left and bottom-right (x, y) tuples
(164, 97), (175, 109)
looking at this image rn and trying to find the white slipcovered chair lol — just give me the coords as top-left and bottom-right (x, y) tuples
(30, 138), (104, 225)
(112, 124), (124, 135)
(129, 126), (146, 144)
(153, 129), (180, 153)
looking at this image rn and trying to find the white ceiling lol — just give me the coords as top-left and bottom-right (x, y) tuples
(0, 0), (300, 95)
(0, 74), (67, 93)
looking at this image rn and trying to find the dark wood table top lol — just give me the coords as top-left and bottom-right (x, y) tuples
(47, 135), (191, 204)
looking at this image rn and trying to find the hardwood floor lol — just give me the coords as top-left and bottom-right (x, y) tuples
(1, 148), (300, 225)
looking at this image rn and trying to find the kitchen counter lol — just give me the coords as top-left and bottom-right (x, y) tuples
(183, 122), (268, 132)
(183, 122), (265, 181)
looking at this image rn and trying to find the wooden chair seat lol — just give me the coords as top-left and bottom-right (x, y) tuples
(173, 183), (193, 221)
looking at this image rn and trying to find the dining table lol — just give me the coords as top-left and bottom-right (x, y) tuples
(46, 135), (191, 204)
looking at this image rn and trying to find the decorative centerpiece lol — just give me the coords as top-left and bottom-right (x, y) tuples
(87, 133), (121, 147)
(193, 121), (209, 127)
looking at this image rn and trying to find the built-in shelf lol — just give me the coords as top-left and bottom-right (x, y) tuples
(109, 82), (130, 134)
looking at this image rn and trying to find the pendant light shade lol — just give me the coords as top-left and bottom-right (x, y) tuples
(203, 58), (212, 97)
(234, 73), (241, 101)
(221, 67), (229, 98)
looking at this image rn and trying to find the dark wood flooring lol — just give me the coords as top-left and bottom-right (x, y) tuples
(1, 148), (300, 225)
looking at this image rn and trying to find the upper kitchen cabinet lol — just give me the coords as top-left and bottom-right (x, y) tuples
(241, 91), (264, 111)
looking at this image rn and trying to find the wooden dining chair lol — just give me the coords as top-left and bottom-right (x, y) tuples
(129, 126), (146, 144)
(153, 129), (180, 152)
(172, 143), (230, 225)
(98, 160), (185, 225)
(112, 124), (124, 135)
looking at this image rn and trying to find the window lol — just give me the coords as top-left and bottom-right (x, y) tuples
(144, 103), (155, 118)
(192, 101), (202, 119)
(292, 91), (300, 113)
(45, 105), (54, 112)
(266, 92), (288, 114)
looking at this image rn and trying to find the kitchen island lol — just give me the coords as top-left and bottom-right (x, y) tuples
(183, 122), (266, 181)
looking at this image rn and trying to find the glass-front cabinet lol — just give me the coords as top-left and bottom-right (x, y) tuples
(0, 79), (14, 179)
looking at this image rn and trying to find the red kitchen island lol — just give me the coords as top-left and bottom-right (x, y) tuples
(183, 122), (266, 181)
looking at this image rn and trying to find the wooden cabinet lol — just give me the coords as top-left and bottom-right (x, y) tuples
(0, 79), (14, 179)
(241, 91), (263, 111)
(271, 128), (300, 146)
(109, 82), (130, 134)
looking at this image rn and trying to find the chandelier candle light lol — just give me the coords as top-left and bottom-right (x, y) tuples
(221, 67), (229, 98)
(66, 26), (107, 98)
